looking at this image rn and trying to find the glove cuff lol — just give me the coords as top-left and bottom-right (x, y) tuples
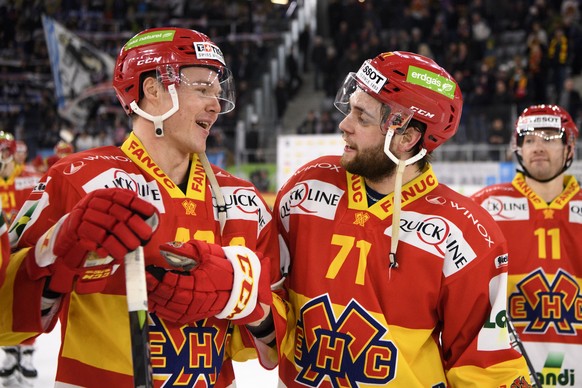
(215, 246), (261, 320)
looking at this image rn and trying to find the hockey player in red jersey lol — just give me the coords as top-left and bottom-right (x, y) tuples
(0, 133), (42, 386)
(0, 133), (41, 224)
(273, 51), (531, 386)
(0, 27), (282, 387)
(472, 104), (582, 387)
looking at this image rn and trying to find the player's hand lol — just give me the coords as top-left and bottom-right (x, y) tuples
(146, 240), (272, 325)
(26, 188), (159, 294)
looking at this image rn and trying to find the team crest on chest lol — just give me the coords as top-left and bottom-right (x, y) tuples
(182, 199), (197, 215)
(148, 314), (232, 387)
(509, 268), (582, 335)
(353, 212), (370, 227)
(294, 294), (397, 387)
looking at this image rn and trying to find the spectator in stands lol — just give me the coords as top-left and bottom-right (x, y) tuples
(317, 109), (337, 134)
(297, 110), (318, 135)
(547, 26), (570, 103)
(560, 77), (582, 124)
(286, 46), (303, 98)
(74, 130), (96, 151)
(274, 78), (289, 124)
(487, 117), (511, 161)
(509, 62), (530, 112)
(322, 46), (339, 98)
(310, 36), (328, 91)
(0, 132), (42, 386)
(526, 36), (549, 104)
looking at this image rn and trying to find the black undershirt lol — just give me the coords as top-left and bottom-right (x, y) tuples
(365, 184), (386, 206)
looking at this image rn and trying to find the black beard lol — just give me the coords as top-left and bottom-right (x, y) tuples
(340, 142), (396, 182)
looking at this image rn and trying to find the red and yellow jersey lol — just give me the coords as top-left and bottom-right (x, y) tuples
(0, 133), (282, 388)
(472, 173), (582, 387)
(0, 210), (8, 286)
(273, 155), (530, 388)
(0, 163), (41, 224)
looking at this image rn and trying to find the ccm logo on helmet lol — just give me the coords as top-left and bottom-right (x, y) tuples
(410, 106), (435, 119)
(137, 56), (162, 66)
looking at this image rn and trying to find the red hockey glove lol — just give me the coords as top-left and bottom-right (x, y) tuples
(26, 188), (159, 294)
(146, 240), (271, 325)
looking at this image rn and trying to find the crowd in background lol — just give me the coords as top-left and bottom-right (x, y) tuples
(2, 0), (582, 165)
(295, 0), (582, 161)
(0, 0), (291, 163)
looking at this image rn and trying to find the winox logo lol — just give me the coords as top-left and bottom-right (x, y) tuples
(294, 295), (397, 387)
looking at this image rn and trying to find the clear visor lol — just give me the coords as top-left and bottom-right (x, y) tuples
(334, 72), (414, 132)
(516, 114), (564, 139)
(515, 114), (565, 149)
(156, 65), (236, 114)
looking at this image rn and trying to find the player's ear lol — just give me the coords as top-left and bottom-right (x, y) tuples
(401, 125), (423, 153)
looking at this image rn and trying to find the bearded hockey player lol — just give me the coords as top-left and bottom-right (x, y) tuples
(273, 51), (531, 387)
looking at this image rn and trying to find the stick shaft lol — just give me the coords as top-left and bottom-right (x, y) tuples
(125, 247), (153, 388)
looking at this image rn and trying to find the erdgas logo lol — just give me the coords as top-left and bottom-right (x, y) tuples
(356, 62), (387, 93)
(406, 65), (456, 99)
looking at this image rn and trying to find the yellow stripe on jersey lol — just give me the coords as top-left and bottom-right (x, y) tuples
(62, 292), (133, 376)
(446, 358), (531, 387)
(0, 248), (37, 345)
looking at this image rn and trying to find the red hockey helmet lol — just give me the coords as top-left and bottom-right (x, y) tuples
(54, 140), (74, 158)
(513, 104), (578, 180)
(0, 131), (16, 165)
(113, 27), (235, 116)
(334, 51), (463, 152)
(513, 104), (578, 149)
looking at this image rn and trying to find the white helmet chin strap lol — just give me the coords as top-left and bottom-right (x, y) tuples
(129, 84), (180, 137)
(383, 126), (427, 276)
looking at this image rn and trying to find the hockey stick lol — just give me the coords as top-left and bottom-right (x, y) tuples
(506, 317), (541, 387)
(124, 246), (153, 388)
